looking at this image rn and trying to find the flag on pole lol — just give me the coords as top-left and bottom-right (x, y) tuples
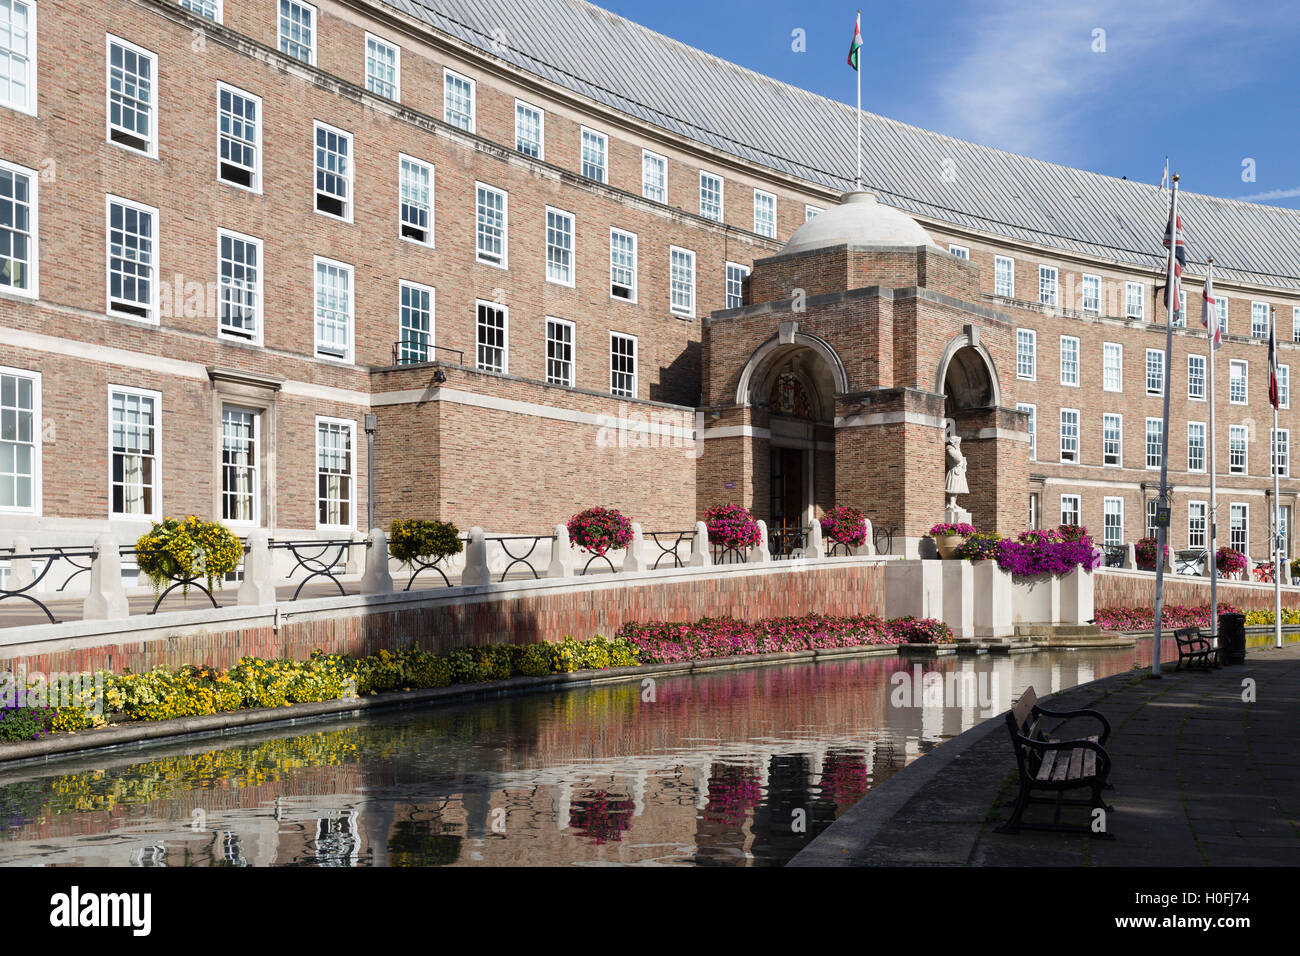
(1161, 157), (1169, 190)
(1202, 273), (1222, 349)
(847, 12), (862, 70)
(1162, 201), (1186, 316)
(1269, 313), (1280, 409)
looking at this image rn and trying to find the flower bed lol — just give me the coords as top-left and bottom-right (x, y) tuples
(1093, 603), (1243, 632)
(0, 636), (640, 743)
(617, 613), (953, 664)
(1244, 608), (1300, 626)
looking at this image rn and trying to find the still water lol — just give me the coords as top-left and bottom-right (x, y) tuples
(0, 644), (1158, 867)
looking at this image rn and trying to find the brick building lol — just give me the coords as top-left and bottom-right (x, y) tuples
(1, 0), (1298, 563)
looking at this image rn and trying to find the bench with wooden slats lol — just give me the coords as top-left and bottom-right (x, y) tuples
(997, 685), (1115, 837)
(1174, 626), (1218, 670)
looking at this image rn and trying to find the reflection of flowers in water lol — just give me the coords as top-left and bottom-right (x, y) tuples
(569, 790), (636, 845)
(703, 765), (763, 826)
(817, 752), (871, 810)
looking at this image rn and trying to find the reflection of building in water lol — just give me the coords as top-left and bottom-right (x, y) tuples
(0, 651), (1141, 866)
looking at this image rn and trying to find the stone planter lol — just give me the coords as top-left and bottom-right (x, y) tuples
(934, 534), (965, 559)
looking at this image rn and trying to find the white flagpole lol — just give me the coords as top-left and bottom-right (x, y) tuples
(855, 11), (862, 191)
(1273, 308), (1283, 649)
(1151, 174), (1181, 677)
(1207, 258), (1219, 650)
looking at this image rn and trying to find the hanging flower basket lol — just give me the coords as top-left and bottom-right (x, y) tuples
(704, 504), (762, 550)
(819, 506), (868, 549)
(135, 516), (242, 595)
(1135, 536), (1168, 571)
(1216, 547), (1247, 577)
(567, 507), (633, 556)
(389, 519), (463, 566)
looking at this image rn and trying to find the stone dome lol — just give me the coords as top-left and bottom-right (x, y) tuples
(783, 191), (934, 254)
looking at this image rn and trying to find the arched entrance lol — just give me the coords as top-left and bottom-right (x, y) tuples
(736, 330), (845, 543)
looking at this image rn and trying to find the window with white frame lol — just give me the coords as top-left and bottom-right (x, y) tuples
(994, 255), (1015, 298)
(180, 0), (221, 21)
(1060, 335), (1079, 386)
(610, 228), (636, 301)
(107, 36), (156, 155)
(1125, 281), (1145, 319)
(315, 418), (353, 529)
(1, 0), (36, 114)
(1229, 423), (1247, 474)
(1146, 418), (1163, 469)
(109, 387), (158, 518)
(581, 127), (607, 183)
(545, 317), (573, 387)
(398, 155), (433, 245)
(1029, 492), (1039, 530)
(805, 205), (822, 221)
(313, 258), (352, 361)
(1103, 342), (1122, 392)
(670, 246), (695, 317)
(398, 280), (433, 364)
(1017, 403), (1036, 460)
(725, 262), (749, 310)
(1188, 421), (1206, 472)
(1060, 408), (1079, 463)
(0, 160), (36, 296)
(1060, 494), (1081, 528)
(699, 171), (723, 222)
(278, 0), (315, 64)
(314, 122), (352, 220)
(1146, 499), (1159, 538)
(1230, 502), (1248, 555)
(476, 300), (507, 373)
(221, 406), (258, 524)
(443, 68), (474, 131)
(106, 196), (156, 320)
(1038, 265), (1058, 307)
(1217, 295), (1229, 334)
(475, 183), (506, 267)
(1146, 348), (1164, 395)
(1282, 506), (1291, 559)
(1273, 428), (1289, 477)
(1188, 353), (1206, 400)
(754, 189), (776, 238)
(545, 207), (574, 286)
(218, 229), (262, 342)
(364, 33), (399, 100)
(1294, 306), (1300, 344)
(1252, 301), (1269, 338)
(1229, 359), (1247, 404)
(1188, 501), (1207, 549)
(1081, 274), (1100, 314)
(1280, 365), (1290, 408)
(1016, 328), (1036, 379)
(1174, 289), (1187, 327)
(514, 100), (543, 158)
(0, 367), (38, 512)
(610, 332), (637, 398)
(218, 83), (260, 191)
(1103, 497), (1123, 546)
(1103, 413), (1121, 466)
(948, 244), (969, 260)
(641, 150), (666, 203)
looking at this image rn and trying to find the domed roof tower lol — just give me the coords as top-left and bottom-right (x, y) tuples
(782, 191), (935, 254)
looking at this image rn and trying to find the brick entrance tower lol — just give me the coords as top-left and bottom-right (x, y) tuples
(700, 192), (1030, 551)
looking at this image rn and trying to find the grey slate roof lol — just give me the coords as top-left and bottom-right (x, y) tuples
(381, 0), (1300, 291)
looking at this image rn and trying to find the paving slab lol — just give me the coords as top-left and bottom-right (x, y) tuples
(789, 643), (1300, 867)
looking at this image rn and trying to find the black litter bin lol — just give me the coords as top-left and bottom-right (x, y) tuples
(1218, 611), (1246, 665)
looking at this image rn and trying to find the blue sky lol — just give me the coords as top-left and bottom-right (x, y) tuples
(596, 0), (1300, 209)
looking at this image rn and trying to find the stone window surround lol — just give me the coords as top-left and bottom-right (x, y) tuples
(207, 367), (281, 530)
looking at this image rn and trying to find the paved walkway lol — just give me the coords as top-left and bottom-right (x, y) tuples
(792, 643), (1300, 866)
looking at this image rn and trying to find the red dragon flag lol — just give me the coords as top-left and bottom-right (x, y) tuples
(1202, 273), (1222, 350)
(1269, 311), (1280, 409)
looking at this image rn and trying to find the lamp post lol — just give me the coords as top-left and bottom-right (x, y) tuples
(364, 413), (377, 531)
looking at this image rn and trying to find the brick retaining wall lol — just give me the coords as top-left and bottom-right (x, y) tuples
(0, 559), (887, 676)
(1094, 569), (1300, 612)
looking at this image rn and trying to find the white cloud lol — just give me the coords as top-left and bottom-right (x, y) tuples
(934, 0), (1233, 161)
(1237, 186), (1300, 202)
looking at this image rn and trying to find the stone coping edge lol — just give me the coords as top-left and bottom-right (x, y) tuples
(0, 642), (922, 769)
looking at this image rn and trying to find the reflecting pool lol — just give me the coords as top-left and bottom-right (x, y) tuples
(0, 643), (1159, 866)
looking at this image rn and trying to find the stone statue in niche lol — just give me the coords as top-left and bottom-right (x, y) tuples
(943, 419), (972, 524)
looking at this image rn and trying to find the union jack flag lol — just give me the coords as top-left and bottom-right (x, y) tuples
(1162, 202), (1186, 317)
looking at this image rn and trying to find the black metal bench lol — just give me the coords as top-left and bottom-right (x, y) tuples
(1174, 626), (1218, 670)
(998, 686), (1114, 837)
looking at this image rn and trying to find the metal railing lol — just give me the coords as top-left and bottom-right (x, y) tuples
(487, 535), (555, 582)
(873, 525), (898, 556)
(646, 530), (692, 570)
(271, 538), (369, 600)
(1103, 545), (1127, 568)
(0, 548), (97, 624)
(769, 526), (808, 560)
